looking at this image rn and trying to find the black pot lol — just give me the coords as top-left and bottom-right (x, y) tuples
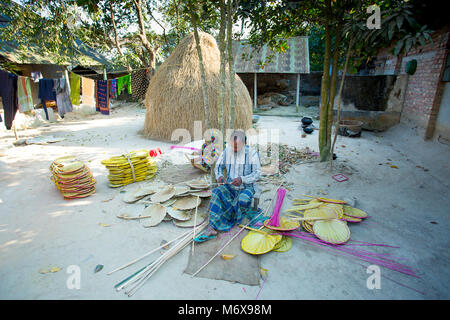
(303, 126), (314, 134)
(301, 117), (313, 126)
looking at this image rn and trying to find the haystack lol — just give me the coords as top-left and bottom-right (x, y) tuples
(143, 32), (253, 141)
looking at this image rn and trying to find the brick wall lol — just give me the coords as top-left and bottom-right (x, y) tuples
(373, 28), (449, 131)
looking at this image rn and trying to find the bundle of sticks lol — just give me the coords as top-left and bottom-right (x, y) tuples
(108, 222), (208, 297)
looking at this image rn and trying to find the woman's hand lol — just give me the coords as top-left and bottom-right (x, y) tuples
(231, 177), (242, 186)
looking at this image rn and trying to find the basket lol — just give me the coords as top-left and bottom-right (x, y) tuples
(338, 120), (363, 137)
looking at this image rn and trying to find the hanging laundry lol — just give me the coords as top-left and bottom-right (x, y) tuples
(81, 76), (95, 106)
(54, 78), (73, 118)
(38, 78), (57, 121)
(69, 72), (81, 105)
(131, 69), (149, 102)
(117, 74), (132, 95)
(0, 69), (18, 130)
(96, 80), (109, 115)
(17, 76), (34, 113)
(109, 78), (118, 99)
(31, 71), (43, 83)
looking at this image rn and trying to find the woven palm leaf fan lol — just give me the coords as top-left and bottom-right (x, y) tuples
(264, 216), (300, 231)
(166, 207), (191, 221)
(62, 188), (96, 199)
(343, 205), (368, 219)
(303, 205), (340, 224)
(286, 201), (322, 212)
(241, 228), (283, 255)
(316, 197), (347, 204)
(273, 236), (293, 252)
(141, 204), (167, 227)
(185, 179), (210, 189)
(342, 215), (362, 223)
(163, 213), (173, 221)
(321, 203), (344, 219)
(313, 219), (351, 244)
(50, 155), (77, 171)
(172, 195), (201, 210)
(173, 210), (208, 228)
(150, 185), (176, 203)
(189, 189), (212, 198)
(302, 220), (314, 233)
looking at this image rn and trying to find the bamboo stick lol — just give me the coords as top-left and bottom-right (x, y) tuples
(124, 222), (208, 296)
(238, 224), (267, 235)
(115, 230), (195, 291)
(191, 196), (200, 256)
(285, 215), (334, 221)
(107, 228), (192, 275)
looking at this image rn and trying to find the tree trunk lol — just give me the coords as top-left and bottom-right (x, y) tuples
(319, 15), (332, 162)
(187, 1), (210, 130)
(187, 1), (214, 183)
(132, 0), (157, 76)
(227, 0), (238, 130)
(218, 0), (227, 149)
(109, 1), (123, 57)
(326, 30), (342, 144)
(330, 36), (354, 169)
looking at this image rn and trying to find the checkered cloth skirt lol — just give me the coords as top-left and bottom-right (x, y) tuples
(208, 184), (255, 231)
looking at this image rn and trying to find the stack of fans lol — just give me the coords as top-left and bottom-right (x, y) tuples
(50, 156), (96, 200)
(101, 149), (157, 188)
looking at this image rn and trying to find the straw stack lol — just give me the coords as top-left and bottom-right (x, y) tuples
(101, 149), (157, 188)
(50, 156), (96, 200)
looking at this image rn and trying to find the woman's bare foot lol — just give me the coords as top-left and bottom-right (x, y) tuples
(202, 225), (217, 237)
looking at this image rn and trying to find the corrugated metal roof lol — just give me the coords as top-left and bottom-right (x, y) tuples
(232, 36), (310, 74)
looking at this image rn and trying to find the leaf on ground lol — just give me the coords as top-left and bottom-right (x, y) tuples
(99, 223), (111, 227)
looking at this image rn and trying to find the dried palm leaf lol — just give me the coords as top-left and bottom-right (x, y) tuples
(302, 220), (314, 233)
(150, 185), (176, 203)
(123, 187), (144, 203)
(189, 190), (212, 198)
(185, 179), (210, 189)
(160, 198), (177, 207)
(343, 205), (368, 218)
(133, 185), (160, 198)
(172, 210), (207, 228)
(342, 215), (362, 223)
(166, 207), (191, 221)
(174, 185), (191, 196)
(141, 204), (167, 227)
(172, 196), (202, 210)
(313, 219), (350, 244)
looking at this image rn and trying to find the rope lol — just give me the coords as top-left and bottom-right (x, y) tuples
(124, 155), (136, 183)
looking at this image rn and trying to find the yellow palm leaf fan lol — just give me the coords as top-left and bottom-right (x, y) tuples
(343, 205), (368, 219)
(312, 219), (351, 244)
(241, 229), (282, 255)
(273, 236), (293, 252)
(303, 206), (339, 224)
(263, 216), (300, 231)
(302, 220), (314, 233)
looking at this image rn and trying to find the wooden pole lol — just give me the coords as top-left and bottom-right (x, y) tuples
(254, 72), (258, 109)
(296, 73), (300, 112)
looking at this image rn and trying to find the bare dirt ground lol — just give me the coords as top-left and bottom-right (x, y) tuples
(0, 104), (449, 300)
